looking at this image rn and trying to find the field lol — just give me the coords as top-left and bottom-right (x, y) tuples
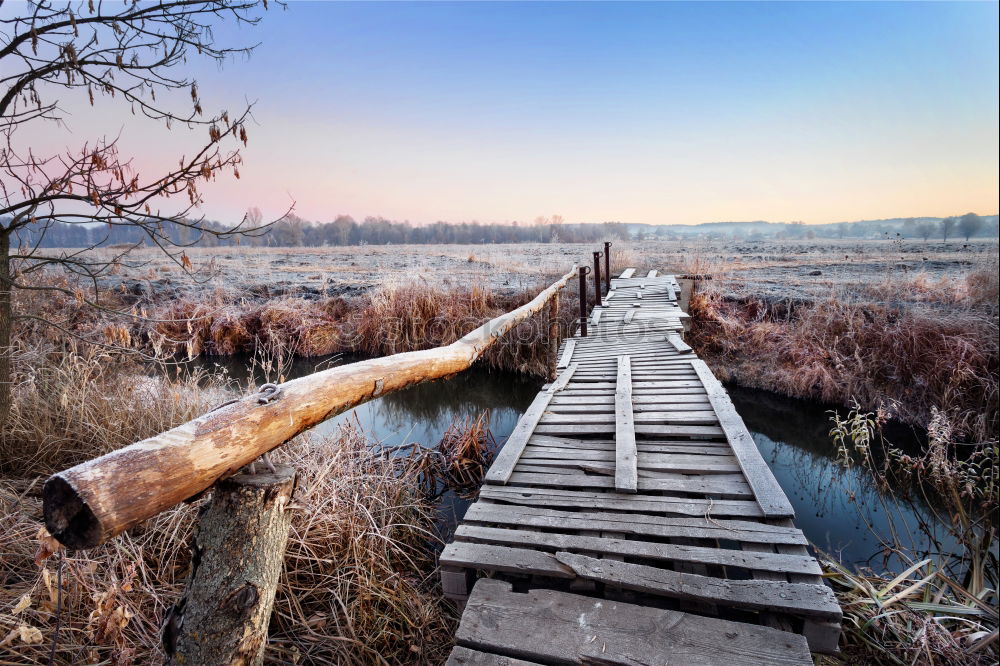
(99, 238), (996, 299)
(3, 237), (997, 664)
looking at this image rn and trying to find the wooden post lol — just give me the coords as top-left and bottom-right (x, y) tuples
(578, 266), (588, 337)
(163, 465), (297, 666)
(547, 293), (560, 381)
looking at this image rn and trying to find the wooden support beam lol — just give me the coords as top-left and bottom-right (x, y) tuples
(614, 355), (637, 493)
(163, 466), (296, 665)
(690, 359), (795, 518)
(43, 267), (578, 549)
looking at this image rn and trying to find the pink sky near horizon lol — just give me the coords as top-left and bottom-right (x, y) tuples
(14, 2), (1000, 227)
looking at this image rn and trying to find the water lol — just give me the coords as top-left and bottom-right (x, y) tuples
(727, 387), (959, 572)
(185, 355), (954, 573)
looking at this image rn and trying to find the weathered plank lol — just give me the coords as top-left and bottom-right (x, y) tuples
(484, 389), (555, 485)
(668, 332), (693, 354)
(505, 471), (752, 496)
(478, 485), (765, 517)
(590, 308), (603, 325)
(618, 268), (636, 278)
(455, 579), (813, 666)
(453, 525), (823, 575)
(691, 359), (795, 518)
(556, 339), (576, 369)
(555, 552), (842, 621)
(464, 503), (805, 543)
(622, 309), (636, 324)
(446, 647), (544, 666)
(547, 363), (577, 393)
(646, 269), (658, 278)
(614, 355), (637, 493)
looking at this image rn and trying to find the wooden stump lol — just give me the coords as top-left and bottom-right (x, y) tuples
(164, 465), (297, 666)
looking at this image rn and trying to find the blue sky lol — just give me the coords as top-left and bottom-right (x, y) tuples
(21, 1), (1000, 224)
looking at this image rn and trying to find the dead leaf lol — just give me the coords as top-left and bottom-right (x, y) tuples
(34, 525), (63, 565)
(12, 594), (31, 614)
(19, 625), (43, 645)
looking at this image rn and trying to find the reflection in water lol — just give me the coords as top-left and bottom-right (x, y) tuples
(729, 386), (957, 572)
(181, 354), (956, 572)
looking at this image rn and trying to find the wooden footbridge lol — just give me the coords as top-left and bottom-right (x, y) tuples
(439, 268), (841, 666)
(41, 255), (841, 665)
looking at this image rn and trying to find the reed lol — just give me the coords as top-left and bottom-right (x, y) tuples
(822, 406), (998, 664)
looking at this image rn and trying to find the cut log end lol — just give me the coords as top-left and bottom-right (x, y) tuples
(43, 474), (102, 550)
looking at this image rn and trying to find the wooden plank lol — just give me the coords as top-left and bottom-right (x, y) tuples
(464, 504), (805, 543)
(484, 389), (555, 485)
(668, 332), (693, 354)
(623, 309), (635, 324)
(604, 290), (616, 300)
(535, 423), (725, 437)
(556, 339), (575, 369)
(618, 268), (636, 278)
(555, 552), (842, 621)
(690, 359), (795, 518)
(453, 525), (823, 575)
(590, 308), (603, 325)
(440, 542), (574, 578)
(478, 485), (765, 517)
(550, 394), (709, 406)
(547, 363), (577, 393)
(505, 471), (752, 496)
(447, 647), (544, 666)
(646, 269), (658, 277)
(456, 579), (813, 666)
(539, 411), (718, 425)
(614, 355), (636, 493)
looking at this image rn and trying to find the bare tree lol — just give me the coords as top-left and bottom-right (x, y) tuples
(915, 221), (935, 242)
(941, 217), (957, 242)
(0, 0), (287, 425)
(958, 212), (984, 241)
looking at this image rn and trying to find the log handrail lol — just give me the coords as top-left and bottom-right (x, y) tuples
(43, 267), (578, 549)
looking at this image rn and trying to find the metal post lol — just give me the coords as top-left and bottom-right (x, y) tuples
(578, 266), (589, 337)
(593, 251), (603, 307)
(548, 294), (560, 381)
(604, 241), (612, 292)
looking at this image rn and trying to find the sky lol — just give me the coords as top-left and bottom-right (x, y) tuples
(13, 0), (1000, 225)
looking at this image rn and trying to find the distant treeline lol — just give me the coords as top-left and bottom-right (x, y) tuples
(6, 212), (997, 249)
(10, 216), (631, 248)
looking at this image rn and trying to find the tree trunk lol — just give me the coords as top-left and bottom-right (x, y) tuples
(0, 229), (12, 428)
(164, 465), (297, 666)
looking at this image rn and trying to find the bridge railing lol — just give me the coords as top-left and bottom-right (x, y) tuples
(42, 265), (579, 551)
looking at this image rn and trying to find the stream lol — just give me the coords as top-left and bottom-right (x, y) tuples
(186, 354), (956, 573)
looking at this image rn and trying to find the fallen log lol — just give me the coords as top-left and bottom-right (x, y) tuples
(43, 267), (577, 549)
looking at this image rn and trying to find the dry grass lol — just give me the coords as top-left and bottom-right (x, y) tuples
(141, 280), (579, 378)
(0, 346), (225, 477)
(688, 268), (1000, 442)
(0, 421), (457, 665)
(821, 406), (998, 664)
